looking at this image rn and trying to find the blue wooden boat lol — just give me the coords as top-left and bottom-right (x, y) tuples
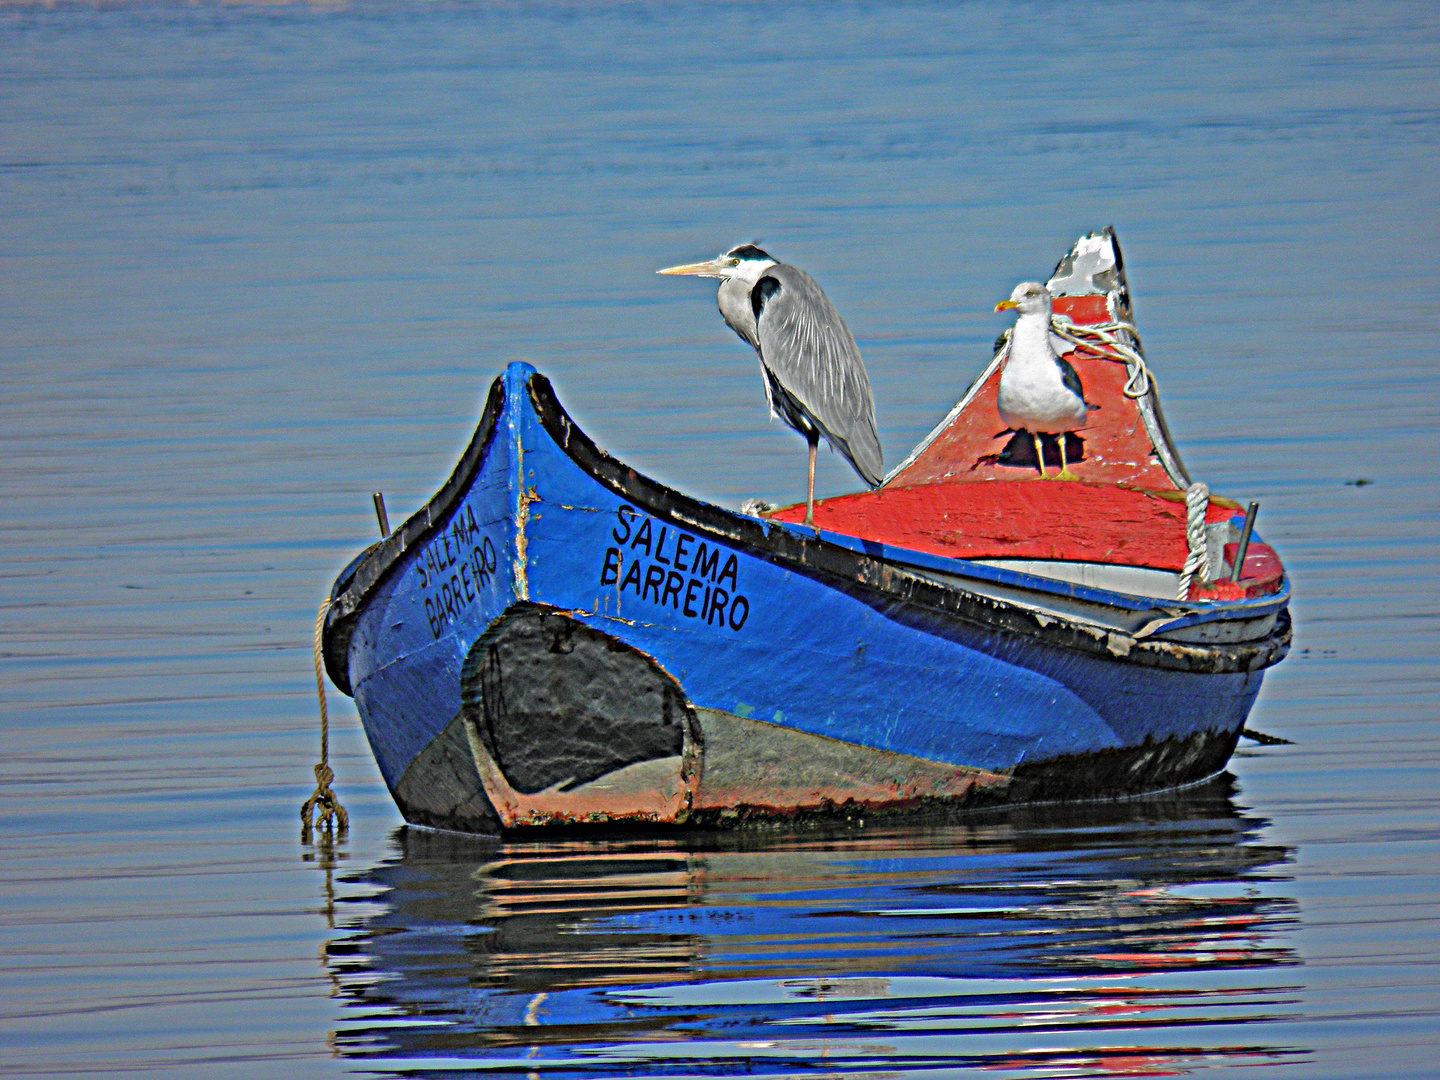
(320, 229), (1290, 832)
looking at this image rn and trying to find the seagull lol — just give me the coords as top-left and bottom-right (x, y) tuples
(658, 244), (883, 526)
(994, 281), (1088, 480)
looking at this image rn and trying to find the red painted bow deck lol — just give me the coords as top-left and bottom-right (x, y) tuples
(769, 295), (1282, 599)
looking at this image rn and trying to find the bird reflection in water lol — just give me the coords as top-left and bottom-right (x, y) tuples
(318, 776), (1305, 1076)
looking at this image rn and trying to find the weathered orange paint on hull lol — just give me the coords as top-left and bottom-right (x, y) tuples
(687, 709), (1010, 820)
(463, 699), (1010, 828)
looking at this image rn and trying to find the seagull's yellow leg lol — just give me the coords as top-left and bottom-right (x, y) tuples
(1032, 432), (1049, 479)
(1057, 433), (1078, 481)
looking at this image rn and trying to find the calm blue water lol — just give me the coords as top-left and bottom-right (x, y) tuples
(2, 2), (1437, 1076)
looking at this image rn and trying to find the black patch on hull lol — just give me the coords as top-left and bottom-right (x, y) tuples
(1003, 724), (1245, 805)
(460, 603), (690, 795)
(392, 712), (502, 832)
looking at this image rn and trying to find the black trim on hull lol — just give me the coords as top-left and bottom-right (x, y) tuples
(1007, 724), (1244, 804)
(322, 367), (1290, 697)
(522, 372), (1291, 677)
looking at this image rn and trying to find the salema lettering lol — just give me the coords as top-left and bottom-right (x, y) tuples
(417, 504), (498, 638)
(599, 505), (750, 631)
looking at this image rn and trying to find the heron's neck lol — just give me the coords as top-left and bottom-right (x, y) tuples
(717, 272), (767, 348)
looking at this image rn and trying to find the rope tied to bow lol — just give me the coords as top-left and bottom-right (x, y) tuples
(301, 597), (347, 843)
(1049, 315), (1153, 399)
(1176, 482), (1210, 601)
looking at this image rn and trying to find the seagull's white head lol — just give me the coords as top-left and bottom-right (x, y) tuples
(657, 244), (777, 286)
(994, 281), (1054, 318)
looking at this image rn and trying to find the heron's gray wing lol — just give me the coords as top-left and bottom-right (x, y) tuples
(750, 264), (883, 487)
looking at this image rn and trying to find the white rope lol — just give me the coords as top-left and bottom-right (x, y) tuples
(1046, 310), (1203, 596)
(1049, 315), (1153, 398)
(1176, 482), (1210, 601)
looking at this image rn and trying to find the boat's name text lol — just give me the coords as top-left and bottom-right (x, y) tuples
(600, 505), (750, 631)
(417, 504), (498, 638)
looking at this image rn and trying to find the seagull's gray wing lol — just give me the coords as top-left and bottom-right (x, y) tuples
(749, 263), (883, 487)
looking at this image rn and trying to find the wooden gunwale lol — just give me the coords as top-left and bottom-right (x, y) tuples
(322, 367), (1291, 698)
(521, 372), (1290, 677)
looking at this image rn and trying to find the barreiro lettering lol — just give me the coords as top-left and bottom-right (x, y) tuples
(600, 506), (750, 631)
(419, 503), (498, 638)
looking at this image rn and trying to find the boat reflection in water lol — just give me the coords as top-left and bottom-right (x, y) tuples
(321, 776), (1304, 1076)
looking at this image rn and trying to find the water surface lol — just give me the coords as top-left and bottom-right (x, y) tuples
(1, 2), (1437, 1076)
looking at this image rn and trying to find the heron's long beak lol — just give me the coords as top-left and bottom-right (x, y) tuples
(994, 299), (1019, 312)
(657, 257), (731, 279)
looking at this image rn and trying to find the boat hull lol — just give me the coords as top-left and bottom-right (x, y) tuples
(323, 364), (1288, 832)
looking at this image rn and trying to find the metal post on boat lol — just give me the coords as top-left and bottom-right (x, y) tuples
(1230, 501), (1260, 582)
(372, 492), (391, 538)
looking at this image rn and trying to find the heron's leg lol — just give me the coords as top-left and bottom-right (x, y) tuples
(1057, 433), (1078, 481)
(1031, 432), (1048, 479)
(804, 434), (819, 527)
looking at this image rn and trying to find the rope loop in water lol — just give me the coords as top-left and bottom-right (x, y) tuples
(301, 597), (348, 843)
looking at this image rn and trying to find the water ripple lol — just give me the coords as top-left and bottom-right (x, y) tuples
(323, 782), (1305, 1076)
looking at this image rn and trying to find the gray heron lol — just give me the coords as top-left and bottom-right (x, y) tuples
(657, 244), (883, 526)
(994, 281), (1088, 481)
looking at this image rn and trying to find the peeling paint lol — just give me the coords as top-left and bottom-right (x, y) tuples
(514, 472), (537, 604)
(593, 612), (639, 628)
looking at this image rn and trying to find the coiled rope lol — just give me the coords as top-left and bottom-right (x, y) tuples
(301, 597), (347, 843)
(1050, 315), (1153, 398)
(1044, 313), (1203, 598)
(1176, 482), (1210, 601)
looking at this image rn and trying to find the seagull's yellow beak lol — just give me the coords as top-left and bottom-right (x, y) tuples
(994, 299), (1019, 312)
